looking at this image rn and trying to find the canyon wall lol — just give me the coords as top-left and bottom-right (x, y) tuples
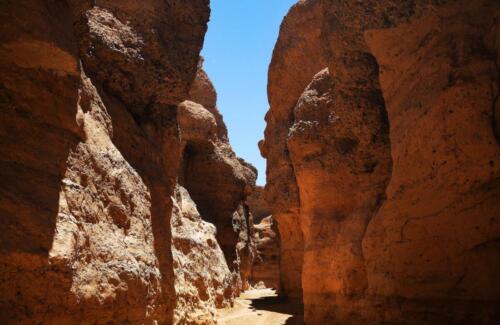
(250, 216), (280, 291)
(246, 185), (271, 224)
(247, 186), (280, 290)
(0, 1), (255, 324)
(261, 0), (500, 323)
(260, 0), (326, 301)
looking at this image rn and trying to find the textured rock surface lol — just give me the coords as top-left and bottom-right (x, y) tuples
(263, 0), (500, 323)
(246, 185), (271, 224)
(260, 0), (326, 302)
(171, 185), (234, 324)
(0, 0), (254, 323)
(188, 59), (228, 141)
(180, 69), (257, 291)
(250, 216), (280, 291)
(173, 64), (257, 322)
(247, 186), (280, 291)
(181, 66), (257, 275)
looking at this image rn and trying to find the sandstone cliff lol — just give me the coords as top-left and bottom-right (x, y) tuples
(261, 0), (500, 323)
(0, 1), (255, 324)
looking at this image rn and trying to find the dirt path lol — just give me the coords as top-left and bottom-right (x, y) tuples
(216, 288), (303, 325)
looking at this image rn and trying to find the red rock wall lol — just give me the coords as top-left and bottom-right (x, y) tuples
(262, 0), (500, 323)
(260, 0), (326, 302)
(0, 1), (255, 324)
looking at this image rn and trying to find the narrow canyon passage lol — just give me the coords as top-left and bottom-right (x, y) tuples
(217, 288), (303, 325)
(0, 0), (499, 324)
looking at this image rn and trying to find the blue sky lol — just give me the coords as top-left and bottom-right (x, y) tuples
(201, 0), (296, 185)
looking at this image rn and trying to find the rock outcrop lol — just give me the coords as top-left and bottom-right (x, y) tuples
(262, 0), (500, 323)
(0, 1), (255, 324)
(250, 216), (280, 291)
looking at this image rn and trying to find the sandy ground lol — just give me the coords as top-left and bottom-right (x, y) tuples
(216, 288), (304, 325)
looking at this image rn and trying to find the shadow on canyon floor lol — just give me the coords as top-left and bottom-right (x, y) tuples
(218, 288), (304, 325)
(250, 294), (304, 325)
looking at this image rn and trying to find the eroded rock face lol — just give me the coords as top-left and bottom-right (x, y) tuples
(263, 0), (500, 323)
(171, 185), (234, 324)
(179, 65), (257, 293)
(260, 0), (326, 302)
(247, 187), (280, 291)
(173, 65), (257, 320)
(246, 185), (271, 224)
(250, 216), (280, 291)
(0, 0), (256, 323)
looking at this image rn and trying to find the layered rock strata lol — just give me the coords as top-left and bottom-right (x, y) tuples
(0, 1), (255, 324)
(262, 0), (500, 323)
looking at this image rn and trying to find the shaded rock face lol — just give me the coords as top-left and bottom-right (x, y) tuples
(173, 65), (257, 320)
(247, 187), (280, 291)
(0, 0), (253, 324)
(250, 216), (280, 291)
(179, 65), (257, 284)
(246, 185), (272, 224)
(262, 0), (500, 323)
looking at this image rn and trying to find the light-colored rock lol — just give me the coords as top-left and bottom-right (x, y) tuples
(172, 63), (258, 321)
(251, 216), (280, 291)
(188, 59), (228, 140)
(171, 185), (235, 325)
(179, 65), (257, 295)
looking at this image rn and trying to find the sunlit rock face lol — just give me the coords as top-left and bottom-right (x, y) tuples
(171, 185), (234, 325)
(181, 63), (257, 292)
(262, 0), (500, 323)
(0, 0), (253, 323)
(260, 0), (327, 302)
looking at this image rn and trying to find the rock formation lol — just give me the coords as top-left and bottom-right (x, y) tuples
(247, 186), (280, 291)
(261, 0), (500, 323)
(0, 1), (255, 324)
(250, 216), (280, 291)
(171, 185), (234, 324)
(246, 185), (272, 224)
(173, 65), (257, 321)
(182, 63), (257, 292)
